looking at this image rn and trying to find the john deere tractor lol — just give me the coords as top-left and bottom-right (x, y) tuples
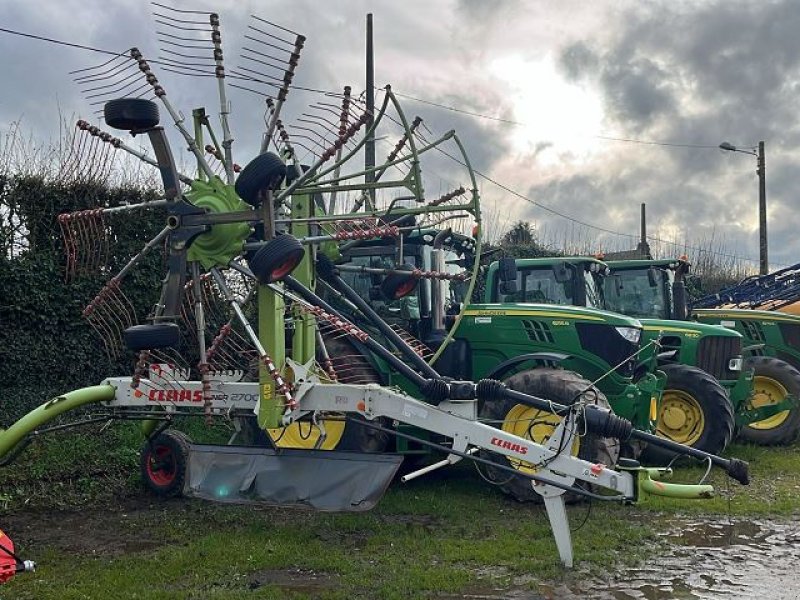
(314, 230), (666, 503)
(483, 256), (748, 458)
(607, 258), (800, 446)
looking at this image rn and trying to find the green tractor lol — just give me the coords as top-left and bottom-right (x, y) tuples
(606, 258), (800, 446)
(321, 232), (665, 497)
(483, 256), (747, 458)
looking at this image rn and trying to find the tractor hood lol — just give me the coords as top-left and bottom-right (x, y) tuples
(465, 303), (643, 328)
(638, 318), (743, 339)
(693, 307), (800, 325)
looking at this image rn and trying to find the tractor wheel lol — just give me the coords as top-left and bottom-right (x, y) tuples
(380, 265), (419, 300)
(265, 334), (392, 453)
(479, 368), (620, 503)
(104, 98), (160, 131)
(234, 152), (287, 206)
(140, 430), (191, 498)
(739, 357), (800, 445)
(124, 323), (180, 351)
(643, 364), (734, 464)
(248, 235), (305, 284)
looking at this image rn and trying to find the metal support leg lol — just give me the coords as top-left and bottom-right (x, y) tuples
(543, 495), (573, 568)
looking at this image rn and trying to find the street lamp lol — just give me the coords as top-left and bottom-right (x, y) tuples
(719, 140), (767, 274)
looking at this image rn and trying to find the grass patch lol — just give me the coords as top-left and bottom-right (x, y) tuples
(2, 435), (800, 599)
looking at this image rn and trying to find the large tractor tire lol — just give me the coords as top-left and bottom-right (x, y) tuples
(265, 334), (392, 453)
(479, 368), (620, 503)
(643, 364), (734, 464)
(739, 356), (800, 445)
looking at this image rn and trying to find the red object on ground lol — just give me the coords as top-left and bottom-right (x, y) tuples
(0, 529), (17, 584)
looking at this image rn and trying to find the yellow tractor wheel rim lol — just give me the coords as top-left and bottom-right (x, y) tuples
(267, 418), (346, 450)
(500, 404), (580, 474)
(747, 375), (791, 430)
(657, 390), (705, 446)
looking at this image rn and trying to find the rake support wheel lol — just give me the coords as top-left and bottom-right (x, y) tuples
(123, 323), (181, 351)
(249, 235), (305, 284)
(104, 98), (160, 131)
(235, 152), (287, 206)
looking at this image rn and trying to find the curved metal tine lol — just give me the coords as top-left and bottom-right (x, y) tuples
(151, 1), (208, 14)
(295, 119), (335, 146)
(232, 57), (283, 82)
(158, 66), (215, 80)
(157, 37), (211, 51)
(88, 82), (152, 106)
(152, 11), (209, 26)
(153, 19), (211, 33)
(84, 75), (145, 101)
(228, 82), (274, 97)
(80, 69), (141, 96)
(74, 58), (137, 85)
(86, 313), (121, 360)
(228, 71), (280, 89)
(236, 58), (284, 78)
(250, 14), (302, 37)
(159, 47), (216, 62)
(243, 30), (292, 54)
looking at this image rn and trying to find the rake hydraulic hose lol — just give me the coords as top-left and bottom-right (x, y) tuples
(478, 379), (750, 485)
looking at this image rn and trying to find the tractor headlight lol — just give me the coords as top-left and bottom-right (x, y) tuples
(729, 357), (743, 371)
(615, 326), (641, 344)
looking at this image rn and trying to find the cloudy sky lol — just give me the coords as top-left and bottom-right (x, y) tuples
(1, 0), (798, 270)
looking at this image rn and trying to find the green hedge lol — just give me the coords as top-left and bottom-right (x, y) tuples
(0, 176), (164, 423)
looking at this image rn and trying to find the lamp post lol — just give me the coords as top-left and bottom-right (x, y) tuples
(719, 141), (767, 274)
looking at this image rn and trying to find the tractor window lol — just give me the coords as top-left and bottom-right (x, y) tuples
(605, 268), (668, 319)
(338, 253), (422, 328)
(499, 268), (573, 304)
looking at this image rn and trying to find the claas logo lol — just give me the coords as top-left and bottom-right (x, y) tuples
(490, 436), (528, 455)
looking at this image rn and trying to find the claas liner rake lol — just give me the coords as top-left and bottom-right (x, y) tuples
(0, 5), (750, 569)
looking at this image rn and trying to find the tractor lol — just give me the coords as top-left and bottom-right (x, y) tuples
(610, 257), (800, 445)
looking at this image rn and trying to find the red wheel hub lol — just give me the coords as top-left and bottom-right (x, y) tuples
(145, 445), (176, 486)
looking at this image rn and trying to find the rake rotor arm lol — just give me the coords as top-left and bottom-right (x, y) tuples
(280, 276), (430, 390)
(312, 255), (440, 379)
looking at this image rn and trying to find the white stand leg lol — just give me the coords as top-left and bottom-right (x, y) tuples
(543, 494), (573, 568)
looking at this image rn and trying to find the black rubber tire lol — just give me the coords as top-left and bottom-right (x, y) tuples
(642, 364), (734, 464)
(322, 335), (392, 453)
(140, 430), (191, 498)
(479, 368), (620, 503)
(380, 265), (418, 300)
(235, 152), (287, 206)
(249, 235), (305, 284)
(739, 356), (800, 445)
(104, 98), (160, 131)
(124, 323), (180, 351)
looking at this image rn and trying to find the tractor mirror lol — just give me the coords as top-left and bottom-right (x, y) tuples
(552, 262), (572, 283)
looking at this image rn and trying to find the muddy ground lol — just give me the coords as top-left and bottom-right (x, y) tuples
(5, 496), (800, 599)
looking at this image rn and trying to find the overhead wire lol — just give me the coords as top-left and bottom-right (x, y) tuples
(0, 25), (776, 266)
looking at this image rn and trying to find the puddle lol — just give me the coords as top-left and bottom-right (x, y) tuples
(538, 517), (800, 599)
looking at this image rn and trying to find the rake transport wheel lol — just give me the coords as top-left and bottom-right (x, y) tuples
(479, 368), (620, 503)
(739, 356), (800, 445)
(249, 235), (305, 284)
(234, 152), (287, 206)
(643, 364), (734, 464)
(266, 335), (392, 453)
(103, 98), (160, 131)
(140, 430), (191, 498)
